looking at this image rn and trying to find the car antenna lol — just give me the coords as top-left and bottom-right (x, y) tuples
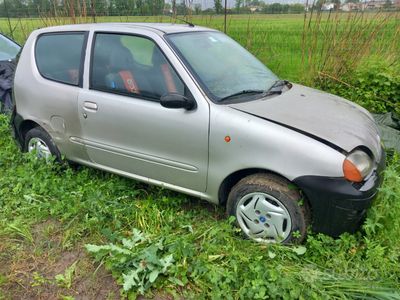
(171, 15), (195, 27)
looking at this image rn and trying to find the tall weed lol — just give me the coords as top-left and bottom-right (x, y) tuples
(302, 10), (399, 85)
(318, 61), (400, 114)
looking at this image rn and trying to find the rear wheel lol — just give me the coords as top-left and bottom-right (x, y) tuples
(227, 173), (309, 244)
(24, 127), (61, 161)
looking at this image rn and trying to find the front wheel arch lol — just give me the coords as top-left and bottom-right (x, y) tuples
(218, 168), (300, 204)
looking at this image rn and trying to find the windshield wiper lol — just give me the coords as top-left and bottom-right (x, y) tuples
(268, 80), (289, 92)
(219, 88), (285, 103)
(219, 90), (267, 102)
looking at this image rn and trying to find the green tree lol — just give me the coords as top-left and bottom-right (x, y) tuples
(235, 0), (242, 13)
(214, 0), (223, 14)
(172, 0), (176, 14)
(288, 3), (304, 13)
(176, 0), (186, 14)
(194, 3), (201, 14)
(266, 2), (283, 13)
(93, 0), (108, 16)
(383, 0), (392, 9)
(27, 0), (52, 17)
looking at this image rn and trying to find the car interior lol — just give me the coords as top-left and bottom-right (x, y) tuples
(91, 34), (184, 100)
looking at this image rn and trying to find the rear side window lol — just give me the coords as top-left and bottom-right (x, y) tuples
(35, 32), (86, 86)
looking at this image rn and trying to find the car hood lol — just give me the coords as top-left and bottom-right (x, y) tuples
(229, 84), (382, 160)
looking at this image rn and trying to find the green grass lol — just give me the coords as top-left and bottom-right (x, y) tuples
(0, 120), (400, 298)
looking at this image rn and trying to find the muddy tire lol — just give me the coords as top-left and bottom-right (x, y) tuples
(227, 173), (310, 244)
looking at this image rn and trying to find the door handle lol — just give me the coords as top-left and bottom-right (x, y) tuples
(83, 101), (98, 111)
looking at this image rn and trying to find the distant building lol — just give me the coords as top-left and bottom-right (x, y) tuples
(363, 0), (388, 9)
(248, 5), (262, 12)
(321, 2), (335, 10)
(340, 2), (360, 11)
(340, 0), (392, 11)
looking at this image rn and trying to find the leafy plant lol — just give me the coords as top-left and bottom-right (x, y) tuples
(6, 222), (35, 246)
(55, 261), (78, 289)
(86, 229), (174, 295)
(31, 272), (50, 287)
(317, 61), (400, 114)
(59, 296), (75, 300)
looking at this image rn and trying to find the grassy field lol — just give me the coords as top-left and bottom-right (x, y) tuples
(1, 13), (400, 299)
(1, 13), (399, 81)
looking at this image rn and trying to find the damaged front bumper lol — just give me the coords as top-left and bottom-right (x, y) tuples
(293, 149), (386, 237)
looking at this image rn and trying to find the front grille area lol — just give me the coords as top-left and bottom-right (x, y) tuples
(352, 181), (365, 190)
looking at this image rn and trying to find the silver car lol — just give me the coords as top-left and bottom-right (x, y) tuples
(11, 23), (385, 243)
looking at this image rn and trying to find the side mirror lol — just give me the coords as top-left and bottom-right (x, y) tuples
(160, 93), (196, 110)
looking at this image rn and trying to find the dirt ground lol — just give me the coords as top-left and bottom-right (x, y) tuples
(0, 221), (121, 300)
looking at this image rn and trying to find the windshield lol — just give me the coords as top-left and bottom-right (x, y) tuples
(0, 34), (21, 61)
(166, 31), (278, 103)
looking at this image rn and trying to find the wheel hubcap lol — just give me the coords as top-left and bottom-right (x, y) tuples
(236, 192), (292, 243)
(28, 137), (51, 160)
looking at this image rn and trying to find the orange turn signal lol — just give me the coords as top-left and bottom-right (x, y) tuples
(343, 159), (363, 182)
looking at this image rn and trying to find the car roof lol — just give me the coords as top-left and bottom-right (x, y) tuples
(34, 22), (216, 35)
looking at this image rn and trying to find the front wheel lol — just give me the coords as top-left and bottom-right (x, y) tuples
(227, 173), (310, 244)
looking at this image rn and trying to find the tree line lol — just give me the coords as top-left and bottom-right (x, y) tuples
(0, 0), (165, 18)
(0, 0), (308, 18)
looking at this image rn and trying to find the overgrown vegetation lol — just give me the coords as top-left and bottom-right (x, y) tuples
(317, 61), (400, 114)
(1, 12), (400, 299)
(0, 113), (399, 298)
(301, 10), (399, 113)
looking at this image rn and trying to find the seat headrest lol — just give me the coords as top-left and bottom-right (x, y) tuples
(109, 46), (134, 70)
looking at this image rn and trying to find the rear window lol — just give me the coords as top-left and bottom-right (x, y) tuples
(35, 32), (86, 86)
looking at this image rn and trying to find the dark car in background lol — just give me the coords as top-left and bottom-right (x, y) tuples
(0, 33), (21, 113)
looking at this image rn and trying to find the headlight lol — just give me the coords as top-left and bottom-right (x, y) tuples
(343, 150), (374, 182)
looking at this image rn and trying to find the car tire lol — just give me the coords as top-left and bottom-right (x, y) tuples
(24, 127), (61, 162)
(227, 173), (310, 244)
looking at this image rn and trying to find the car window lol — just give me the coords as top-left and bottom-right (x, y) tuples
(90, 33), (185, 101)
(0, 34), (20, 61)
(35, 32), (86, 86)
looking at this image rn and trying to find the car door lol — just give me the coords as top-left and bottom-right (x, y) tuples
(0, 33), (21, 112)
(77, 31), (209, 192)
(0, 33), (20, 62)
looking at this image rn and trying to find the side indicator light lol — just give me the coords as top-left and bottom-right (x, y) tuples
(225, 136), (231, 143)
(343, 159), (363, 182)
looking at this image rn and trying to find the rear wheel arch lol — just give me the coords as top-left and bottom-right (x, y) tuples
(19, 119), (40, 146)
(23, 126), (62, 161)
